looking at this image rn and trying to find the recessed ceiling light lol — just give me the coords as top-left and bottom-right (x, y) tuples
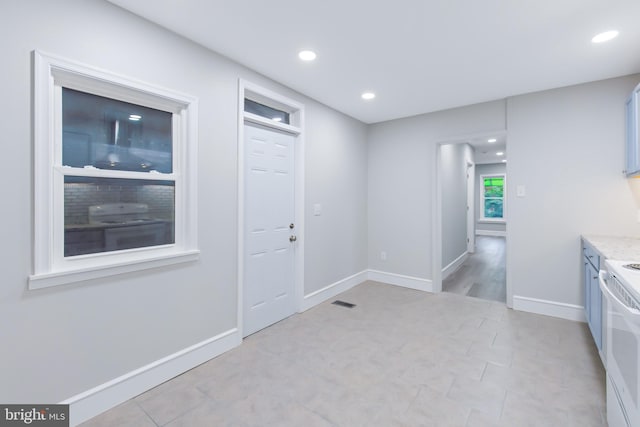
(129, 114), (142, 121)
(502, 159), (507, 163)
(488, 138), (497, 143)
(361, 92), (376, 100)
(272, 117), (282, 122)
(592, 30), (619, 44)
(496, 151), (504, 156)
(298, 50), (317, 61)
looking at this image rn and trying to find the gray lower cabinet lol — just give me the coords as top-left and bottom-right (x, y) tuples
(583, 241), (602, 351)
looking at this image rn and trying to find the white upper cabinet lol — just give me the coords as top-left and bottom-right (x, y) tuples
(626, 82), (640, 176)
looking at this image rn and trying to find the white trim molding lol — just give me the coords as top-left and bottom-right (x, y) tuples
(442, 252), (468, 280)
(513, 295), (586, 322)
(367, 270), (433, 292)
(301, 270), (368, 311)
(476, 230), (507, 237)
(63, 329), (240, 426)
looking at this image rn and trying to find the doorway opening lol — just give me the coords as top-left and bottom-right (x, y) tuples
(433, 132), (510, 306)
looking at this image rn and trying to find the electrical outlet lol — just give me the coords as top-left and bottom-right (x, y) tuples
(380, 251), (387, 261)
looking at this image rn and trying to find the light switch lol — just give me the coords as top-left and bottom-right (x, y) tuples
(516, 185), (526, 197)
(313, 204), (322, 216)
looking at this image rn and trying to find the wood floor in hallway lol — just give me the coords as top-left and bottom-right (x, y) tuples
(443, 236), (506, 303)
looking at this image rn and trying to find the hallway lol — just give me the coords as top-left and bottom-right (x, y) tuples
(443, 236), (506, 303)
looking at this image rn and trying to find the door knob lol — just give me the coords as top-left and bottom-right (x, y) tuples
(289, 235), (297, 242)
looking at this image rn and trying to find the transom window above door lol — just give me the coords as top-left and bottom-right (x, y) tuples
(244, 98), (290, 124)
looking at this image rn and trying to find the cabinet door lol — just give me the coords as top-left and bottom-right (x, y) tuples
(589, 269), (602, 350)
(627, 95), (638, 175)
(584, 260), (592, 324)
(626, 84), (640, 176)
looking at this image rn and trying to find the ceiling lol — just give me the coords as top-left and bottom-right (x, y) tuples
(467, 135), (506, 165)
(107, 0), (640, 126)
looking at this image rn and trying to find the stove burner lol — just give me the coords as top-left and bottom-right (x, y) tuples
(623, 263), (640, 271)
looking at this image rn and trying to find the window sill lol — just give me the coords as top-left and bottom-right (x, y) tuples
(28, 249), (200, 290)
(478, 219), (506, 224)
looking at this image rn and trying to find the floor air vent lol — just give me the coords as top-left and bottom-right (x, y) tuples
(332, 300), (356, 308)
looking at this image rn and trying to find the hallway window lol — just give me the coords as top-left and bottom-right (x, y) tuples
(480, 174), (505, 220)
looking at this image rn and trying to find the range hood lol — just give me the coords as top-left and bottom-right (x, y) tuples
(93, 118), (153, 172)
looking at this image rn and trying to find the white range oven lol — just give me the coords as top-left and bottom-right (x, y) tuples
(599, 260), (640, 427)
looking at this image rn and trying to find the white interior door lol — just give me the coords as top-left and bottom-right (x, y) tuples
(243, 123), (296, 337)
(466, 162), (475, 253)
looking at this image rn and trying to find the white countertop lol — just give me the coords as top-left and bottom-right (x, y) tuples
(582, 235), (640, 260)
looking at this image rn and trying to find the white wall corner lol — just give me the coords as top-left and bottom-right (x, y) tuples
(301, 270), (368, 312)
(476, 230), (507, 237)
(367, 270), (433, 292)
(442, 251), (468, 280)
(513, 295), (586, 322)
(64, 329), (241, 426)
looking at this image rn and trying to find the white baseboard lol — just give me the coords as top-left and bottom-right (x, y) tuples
(64, 328), (241, 426)
(442, 252), (468, 280)
(300, 270), (368, 311)
(513, 295), (586, 322)
(367, 270), (433, 292)
(476, 230), (506, 237)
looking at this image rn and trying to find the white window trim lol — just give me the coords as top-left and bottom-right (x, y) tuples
(479, 173), (506, 222)
(29, 51), (199, 289)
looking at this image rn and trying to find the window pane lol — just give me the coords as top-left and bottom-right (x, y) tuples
(484, 199), (503, 218)
(484, 177), (503, 197)
(62, 88), (173, 173)
(244, 98), (290, 124)
(64, 176), (175, 256)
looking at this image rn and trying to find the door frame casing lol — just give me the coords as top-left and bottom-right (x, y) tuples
(433, 130), (511, 308)
(466, 161), (476, 254)
(237, 79), (305, 337)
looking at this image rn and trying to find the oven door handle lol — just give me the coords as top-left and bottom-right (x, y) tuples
(599, 270), (640, 317)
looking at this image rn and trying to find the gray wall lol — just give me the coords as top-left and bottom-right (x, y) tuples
(507, 76), (640, 305)
(441, 143), (474, 267)
(1, 0), (368, 403)
(368, 73), (640, 309)
(304, 104), (369, 293)
(368, 100), (507, 278)
(475, 163), (507, 234)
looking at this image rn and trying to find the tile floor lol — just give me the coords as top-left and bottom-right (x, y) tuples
(81, 281), (606, 427)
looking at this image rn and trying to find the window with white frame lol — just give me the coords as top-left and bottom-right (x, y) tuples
(480, 174), (506, 221)
(30, 51), (199, 289)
